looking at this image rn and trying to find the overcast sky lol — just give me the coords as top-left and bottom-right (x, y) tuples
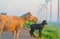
(0, 0), (44, 16)
(0, 0), (60, 22)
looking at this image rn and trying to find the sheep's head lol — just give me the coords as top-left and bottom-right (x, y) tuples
(42, 20), (47, 25)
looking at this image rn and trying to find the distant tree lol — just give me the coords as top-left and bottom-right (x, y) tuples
(1, 12), (7, 15)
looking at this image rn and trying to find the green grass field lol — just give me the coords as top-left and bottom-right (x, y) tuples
(24, 22), (60, 39)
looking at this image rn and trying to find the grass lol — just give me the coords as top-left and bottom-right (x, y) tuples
(24, 22), (60, 39)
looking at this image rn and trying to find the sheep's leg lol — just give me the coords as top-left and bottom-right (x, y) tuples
(13, 30), (17, 39)
(30, 29), (35, 37)
(39, 29), (42, 38)
(16, 29), (21, 39)
(0, 26), (4, 39)
(0, 30), (2, 39)
(0, 29), (3, 39)
(12, 28), (21, 39)
(30, 30), (33, 37)
(32, 30), (35, 37)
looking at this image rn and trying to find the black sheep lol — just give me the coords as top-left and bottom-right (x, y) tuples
(30, 20), (47, 38)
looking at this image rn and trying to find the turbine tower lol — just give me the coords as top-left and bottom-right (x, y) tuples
(45, 0), (50, 20)
(50, 0), (52, 21)
(58, 0), (59, 23)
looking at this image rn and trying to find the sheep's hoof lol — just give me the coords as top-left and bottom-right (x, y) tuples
(33, 35), (36, 38)
(40, 38), (44, 39)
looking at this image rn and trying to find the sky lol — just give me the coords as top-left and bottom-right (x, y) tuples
(0, 0), (60, 22)
(0, 0), (43, 16)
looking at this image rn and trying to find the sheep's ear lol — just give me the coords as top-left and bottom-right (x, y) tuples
(44, 20), (46, 21)
(28, 12), (31, 14)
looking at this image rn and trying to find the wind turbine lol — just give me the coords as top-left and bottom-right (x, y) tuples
(57, 0), (59, 23)
(50, 0), (52, 21)
(45, 0), (50, 20)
